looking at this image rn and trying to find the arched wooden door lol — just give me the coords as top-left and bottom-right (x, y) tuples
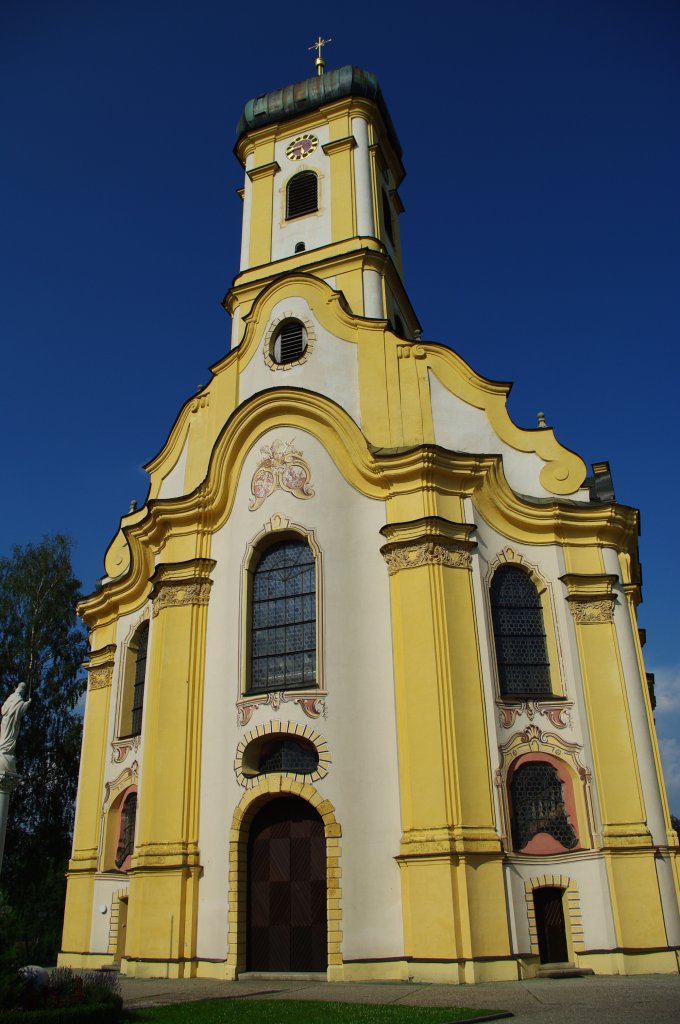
(247, 796), (327, 972)
(534, 887), (569, 964)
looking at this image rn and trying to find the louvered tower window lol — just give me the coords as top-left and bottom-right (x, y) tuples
(286, 171), (318, 219)
(130, 622), (148, 736)
(510, 762), (577, 851)
(272, 319), (307, 364)
(491, 566), (551, 696)
(249, 539), (316, 693)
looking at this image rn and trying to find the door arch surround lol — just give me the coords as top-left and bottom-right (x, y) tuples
(226, 779), (342, 978)
(524, 874), (585, 961)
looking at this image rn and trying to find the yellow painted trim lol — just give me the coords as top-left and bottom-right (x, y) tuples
(426, 346), (587, 495)
(82, 434), (640, 632)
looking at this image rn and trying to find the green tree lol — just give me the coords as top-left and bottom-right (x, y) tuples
(0, 535), (88, 964)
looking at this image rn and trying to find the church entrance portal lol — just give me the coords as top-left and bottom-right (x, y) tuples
(534, 887), (569, 964)
(247, 796), (327, 972)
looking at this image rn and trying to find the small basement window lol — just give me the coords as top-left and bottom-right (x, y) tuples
(286, 171), (318, 219)
(272, 318), (307, 364)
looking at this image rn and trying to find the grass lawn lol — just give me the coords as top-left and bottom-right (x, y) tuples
(127, 998), (505, 1023)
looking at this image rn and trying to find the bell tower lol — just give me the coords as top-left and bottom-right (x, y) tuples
(226, 64), (421, 347)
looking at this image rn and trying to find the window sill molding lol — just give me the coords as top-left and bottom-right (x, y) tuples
(496, 699), (573, 731)
(111, 734), (141, 763)
(237, 688), (327, 727)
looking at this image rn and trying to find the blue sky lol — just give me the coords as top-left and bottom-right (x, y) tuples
(2, 1), (679, 809)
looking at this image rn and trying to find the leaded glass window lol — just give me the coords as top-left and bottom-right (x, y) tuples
(115, 791), (137, 869)
(249, 539), (316, 693)
(510, 762), (577, 851)
(491, 566), (551, 696)
(130, 622), (148, 736)
(258, 738), (319, 775)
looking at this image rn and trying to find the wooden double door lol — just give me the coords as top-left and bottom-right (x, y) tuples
(247, 796), (327, 972)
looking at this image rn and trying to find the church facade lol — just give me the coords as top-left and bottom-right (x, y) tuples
(59, 65), (680, 983)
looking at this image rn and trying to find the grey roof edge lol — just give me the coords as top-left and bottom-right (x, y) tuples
(235, 65), (403, 160)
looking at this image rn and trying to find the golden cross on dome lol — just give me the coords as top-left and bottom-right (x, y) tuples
(309, 35), (332, 76)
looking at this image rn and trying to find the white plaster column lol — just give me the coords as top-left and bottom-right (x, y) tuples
(352, 116), (375, 238)
(0, 757), (21, 876)
(363, 269), (384, 318)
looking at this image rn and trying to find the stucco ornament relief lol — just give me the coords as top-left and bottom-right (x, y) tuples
(88, 665), (114, 691)
(568, 598), (615, 624)
(382, 539), (471, 575)
(249, 439), (315, 511)
(498, 701), (572, 730)
(238, 690), (326, 726)
(152, 580), (212, 616)
(111, 735), (141, 764)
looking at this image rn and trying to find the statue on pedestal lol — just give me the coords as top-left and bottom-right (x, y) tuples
(0, 682), (31, 770)
(1, 682), (29, 875)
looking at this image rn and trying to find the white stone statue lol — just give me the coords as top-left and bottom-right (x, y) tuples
(0, 682), (31, 757)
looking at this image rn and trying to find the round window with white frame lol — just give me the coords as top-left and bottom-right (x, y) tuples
(264, 312), (315, 370)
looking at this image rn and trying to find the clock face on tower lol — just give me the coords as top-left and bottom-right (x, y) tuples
(286, 134), (319, 161)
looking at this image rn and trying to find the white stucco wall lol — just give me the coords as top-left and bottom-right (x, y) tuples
(271, 125), (332, 263)
(196, 427), (404, 963)
(157, 433), (189, 500)
(430, 371), (588, 502)
(238, 295), (362, 426)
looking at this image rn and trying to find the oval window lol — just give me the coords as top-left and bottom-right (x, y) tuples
(272, 319), (307, 365)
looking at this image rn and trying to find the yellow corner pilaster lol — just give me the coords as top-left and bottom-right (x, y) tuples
(247, 159), (279, 268)
(125, 557), (215, 972)
(381, 516), (511, 967)
(60, 641), (116, 958)
(322, 134), (357, 243)
(561, 569), (669, 950)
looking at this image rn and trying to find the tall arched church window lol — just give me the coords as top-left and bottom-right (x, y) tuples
(119, 621), (149, 738)
(115, 790), (138, 871)
(510, 761), (577, 852)
(249, 539), (316, 694)
(286, 171), (318, 219)
(491, 566), (551, 696)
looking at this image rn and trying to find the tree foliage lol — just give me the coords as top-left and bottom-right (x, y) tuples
(0, 535), (88, 963)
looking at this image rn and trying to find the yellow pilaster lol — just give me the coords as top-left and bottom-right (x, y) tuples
(59, 641), (116, 961)
(124, 557), (215, 977)
(561, 569), (668, 950)
(247, 160), (279, 268)
(322, 100), (357, 243)
(381, 516), (514, 979)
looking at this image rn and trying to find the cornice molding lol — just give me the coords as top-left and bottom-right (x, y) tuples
(560, 573), (618, 625)
(380, 516), (476, 575)
(84, 643), (117, 691)
(322, 135), (357, 156)
(150, 558), (217, 616)
(246, 160), (280, 182)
